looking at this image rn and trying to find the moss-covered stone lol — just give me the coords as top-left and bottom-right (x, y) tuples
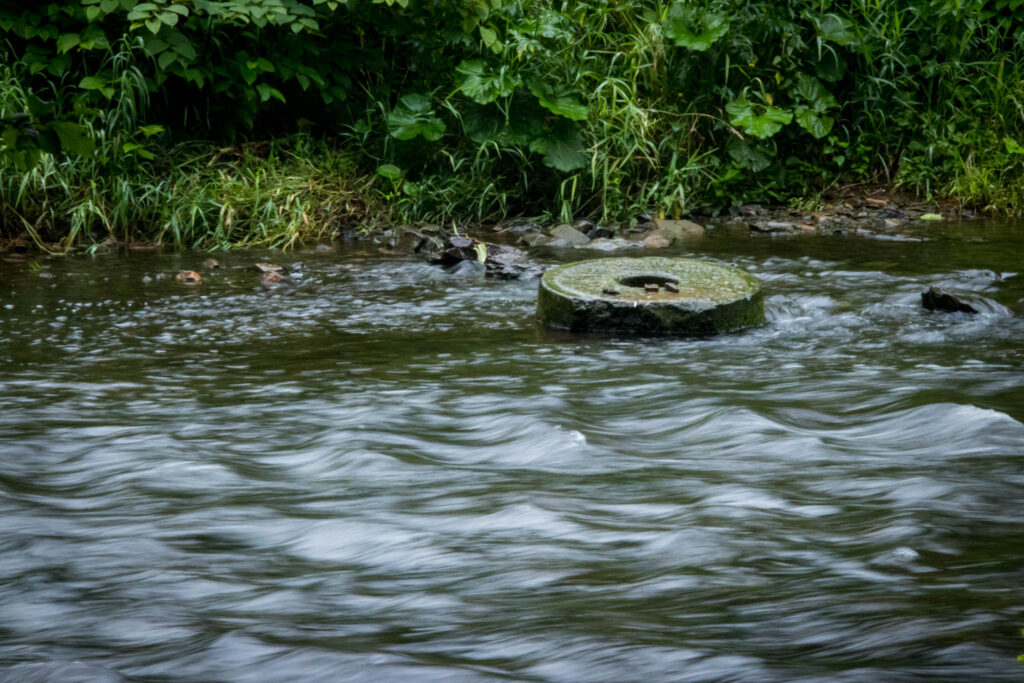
(537, 257), (764, 336)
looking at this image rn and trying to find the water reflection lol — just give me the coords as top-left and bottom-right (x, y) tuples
(1, 225), (1023, 680)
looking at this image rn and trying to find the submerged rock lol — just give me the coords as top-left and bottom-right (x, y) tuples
(261, 270), (286, 285)
(921, 286), (979, 314)
(750, 221), (795, 233)
(537, 257), (764, 336)
(175, 270), (202, 284)
(495, 219), (542, 235)
(548, 224), (591, 246)
(520, 233), (554, 247)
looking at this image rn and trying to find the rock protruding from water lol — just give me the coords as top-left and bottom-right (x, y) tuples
(649, 218), (705, 243)
(433, 235), (545, 279)
(484, 244), (546, 280)
(548, 224), (591, 246)
(921, 286), (979, 314)
(537, 257), (764, 336)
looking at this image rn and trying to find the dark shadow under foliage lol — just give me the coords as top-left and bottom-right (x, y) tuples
(1, 0), (1022, 248)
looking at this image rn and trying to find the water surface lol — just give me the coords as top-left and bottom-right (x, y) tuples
(1, 221), (1022, 681)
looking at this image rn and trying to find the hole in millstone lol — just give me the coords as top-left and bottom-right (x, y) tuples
(618, 274), (680, 291)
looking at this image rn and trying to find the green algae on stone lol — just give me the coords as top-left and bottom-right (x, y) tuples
(537, 257), (764, 336)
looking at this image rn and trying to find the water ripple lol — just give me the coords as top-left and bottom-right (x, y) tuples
(1, 234), (1023, 680)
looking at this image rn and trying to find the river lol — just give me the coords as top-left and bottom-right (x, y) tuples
(1, 220), (1022, 681)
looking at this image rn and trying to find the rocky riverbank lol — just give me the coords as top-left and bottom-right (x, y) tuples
(355, 190), (965, 281)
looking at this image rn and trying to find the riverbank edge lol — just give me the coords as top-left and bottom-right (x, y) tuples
(0, 177), (984, 259)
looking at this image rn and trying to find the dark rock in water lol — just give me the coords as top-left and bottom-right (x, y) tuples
(573, 218), (596, 235)
(589, 225), (616, 239)
(431, 236), (544, 280)
(388, 229), (432, 252)
(922, 286), (979, 314)
(434, 235), (479, 267)
(485, 244), (546, 280)
(415, 234), (445, 254)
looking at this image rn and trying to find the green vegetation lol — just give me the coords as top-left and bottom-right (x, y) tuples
(2, 0), (1023, 249)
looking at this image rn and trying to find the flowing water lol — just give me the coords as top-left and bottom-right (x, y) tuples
(1, 220), (1022, 682)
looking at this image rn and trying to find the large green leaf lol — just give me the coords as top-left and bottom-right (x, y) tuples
(479, 25), (503, 54)
(794, 106), (834, 138)
(794, 75), (837, 110)
(51, 121), (95, 157)
(1004, 136), (1024, 155)
(388, 94), (446, 141)
(56, 33), (80, 53)
(530, 121), (588, 171)
(726, 137), (772, 173)
(456, 60), (519, 104)
(726, 99), (793, 139)
(815, 14), (858, 46)
(376, 164), (402, 180)
(663, 4), (729, 51)
(815, 50), (847, 82)
(26, 94), (54, 119)
(461, 96), (544, 147)
(526, 78), (587, 121)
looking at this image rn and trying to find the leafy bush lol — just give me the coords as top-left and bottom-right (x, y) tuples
(2, 0), (1023, 246)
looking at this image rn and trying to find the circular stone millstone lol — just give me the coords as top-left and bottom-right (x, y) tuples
(537, 257), (764, 336)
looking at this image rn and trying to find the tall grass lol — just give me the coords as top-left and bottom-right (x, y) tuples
(2, 1), (1023, 251)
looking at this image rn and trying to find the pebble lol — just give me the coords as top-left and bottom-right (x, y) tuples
(176, 271), (202, 284)
(261, 270), (285, 285)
